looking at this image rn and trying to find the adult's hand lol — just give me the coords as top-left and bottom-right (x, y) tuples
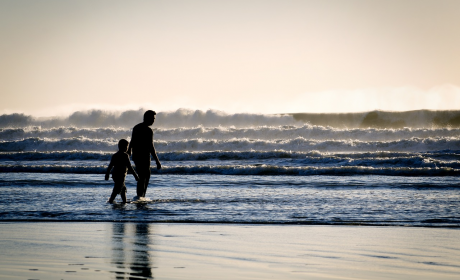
(157, 162), (162, 170)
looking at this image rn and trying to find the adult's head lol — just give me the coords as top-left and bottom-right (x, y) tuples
(143, 110), (156, 126)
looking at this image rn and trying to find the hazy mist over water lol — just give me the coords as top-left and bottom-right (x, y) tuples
(2, 108), (460, 129)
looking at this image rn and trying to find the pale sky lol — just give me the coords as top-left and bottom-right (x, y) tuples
(1, 0), (460, 116)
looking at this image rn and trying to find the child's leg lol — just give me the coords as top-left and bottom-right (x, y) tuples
(108, 188), (118, 203)
(120, 190), (127, 203)
(109, 180), (123, 203)
(119, 181), (127, 203)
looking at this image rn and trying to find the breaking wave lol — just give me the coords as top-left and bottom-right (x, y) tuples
(1, 136), (459, 153)
(1, 125), (460, 142)
(1, 150), (459, 165)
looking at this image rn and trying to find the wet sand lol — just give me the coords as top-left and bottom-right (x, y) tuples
(0, 222), (459, 280)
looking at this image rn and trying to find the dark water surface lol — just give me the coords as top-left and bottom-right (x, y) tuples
(1, 173), (459, 227)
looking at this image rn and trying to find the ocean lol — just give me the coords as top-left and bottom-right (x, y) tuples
(1, 109), (459, 226)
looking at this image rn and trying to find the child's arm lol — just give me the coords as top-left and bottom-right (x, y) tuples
(105, 158), (114, 180)
(126, 155), (139, 181)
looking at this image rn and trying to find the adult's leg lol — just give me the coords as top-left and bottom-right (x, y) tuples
(141, 172), (150, 197)
(134, 160), (151, 197)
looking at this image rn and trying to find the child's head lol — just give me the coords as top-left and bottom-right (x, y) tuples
(118, 139), (129, 152)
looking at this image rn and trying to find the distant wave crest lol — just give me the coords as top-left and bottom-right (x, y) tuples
(1, 163), (458, 176)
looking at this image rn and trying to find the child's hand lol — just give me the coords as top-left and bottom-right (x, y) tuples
(156, 162), (162, 170)
(105, 174), (109, 180)
(134, 175), (139, 181)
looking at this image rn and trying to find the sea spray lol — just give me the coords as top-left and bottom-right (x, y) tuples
(3, 109), (460, 129)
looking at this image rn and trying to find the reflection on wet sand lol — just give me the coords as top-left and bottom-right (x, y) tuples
(110, 223), (153, 279)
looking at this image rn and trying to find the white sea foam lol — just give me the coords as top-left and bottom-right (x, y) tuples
(1, 151), (459, 167)
(131, 196), (152, 203)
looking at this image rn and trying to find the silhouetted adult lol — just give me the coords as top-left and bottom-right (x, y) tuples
(127, 110), (161, 198)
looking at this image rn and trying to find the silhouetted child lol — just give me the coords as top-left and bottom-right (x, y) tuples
(105, 139), (139, 203)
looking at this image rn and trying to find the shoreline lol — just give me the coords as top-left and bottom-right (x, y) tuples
(1, 222), (460, 279)
(1, 220), (459, 228)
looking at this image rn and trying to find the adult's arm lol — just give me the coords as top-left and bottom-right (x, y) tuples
(125, 154), (139, 181)
(149, 130), (161, 170)
(127, 129), (134, 156)
(151, 143), (161, 170)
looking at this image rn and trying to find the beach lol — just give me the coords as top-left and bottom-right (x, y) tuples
(2, 0), (460, 278)
(1, 222), (460, 280)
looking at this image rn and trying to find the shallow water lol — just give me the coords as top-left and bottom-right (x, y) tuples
(0, 173), (459, 226)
